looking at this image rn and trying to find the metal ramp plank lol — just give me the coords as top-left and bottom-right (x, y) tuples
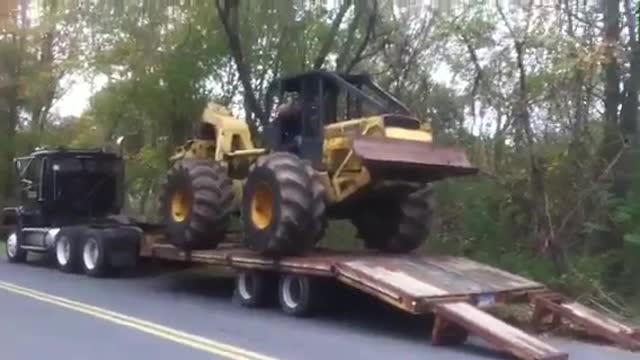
(333, 256), (548, 314)
(335, 257), (545, 299)
(433, 301), (568, 360)
(419, 256), (543, 292)
(532, 294), (640, 351)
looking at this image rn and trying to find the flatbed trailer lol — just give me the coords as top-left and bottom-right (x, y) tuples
(139, 232), (640, 360)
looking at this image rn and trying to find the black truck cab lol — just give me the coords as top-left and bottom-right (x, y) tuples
(12, 149), (124, 226)
(2, 148), (141, 277)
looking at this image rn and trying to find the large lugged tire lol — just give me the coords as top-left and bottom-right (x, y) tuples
(352, 184), (434, 253)
(161, 159), (234, 250)
(304, 163), (327, 248)
(241, 153), (317, 256)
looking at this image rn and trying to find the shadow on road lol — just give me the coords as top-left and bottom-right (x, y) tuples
(3, 251), (509, 359)
(159, 270), (510, 359)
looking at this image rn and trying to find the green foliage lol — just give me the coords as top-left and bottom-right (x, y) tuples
(124, 145), (166, 220)
(2, 1), (639, 319)
(610, 172), (640, 298)
(320, 221), (361, 251)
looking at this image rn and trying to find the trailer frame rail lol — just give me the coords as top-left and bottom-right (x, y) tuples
(140, 236), (640, 360)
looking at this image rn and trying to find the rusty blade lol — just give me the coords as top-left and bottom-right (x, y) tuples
(352, 136), (478, 182)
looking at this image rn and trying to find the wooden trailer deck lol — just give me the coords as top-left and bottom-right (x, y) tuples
(140, 234), (640, 360)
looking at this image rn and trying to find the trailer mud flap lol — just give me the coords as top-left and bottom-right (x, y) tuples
(433, 301), (568, 360)
(531, 293), (640, 351)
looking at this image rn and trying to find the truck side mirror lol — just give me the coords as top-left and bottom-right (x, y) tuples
(116, 136), (125, 156)
(13, 159), (22, 174)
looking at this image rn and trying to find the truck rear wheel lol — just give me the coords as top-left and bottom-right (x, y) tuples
(6, 232), (27, 263)
(82, 230), (111, 278)
(161, 159), (234, 250)
(233, 271), (276, 307)
(54, 228), (84, 273)
(352, 184), (434, 253)
(242, 153), (317, 255)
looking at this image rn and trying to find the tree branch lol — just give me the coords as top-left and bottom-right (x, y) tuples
(344, 0), (378, 72)
(335, 0), (363, 70)
(214, 0), (266, 127)
(560, 142), (627, 237)
(312, 0), (352, 69)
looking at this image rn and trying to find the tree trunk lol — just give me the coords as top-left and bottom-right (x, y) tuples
(600, 0), (621, 165)
(215, 0), (265, 136)
(592, 0), (624, 252)
(615, 0), (640, 196)
(1, 0), (28, 201)
(514, 37), (568, 272)
(312, 0), (351, 70)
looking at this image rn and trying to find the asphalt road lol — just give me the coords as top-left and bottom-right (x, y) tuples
(0, 252), (637, 360)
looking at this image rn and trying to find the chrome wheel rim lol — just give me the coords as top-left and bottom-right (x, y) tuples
(55, 236), (71, 266)
(6, 233), (18, 258)
(238, 273), (254, 300)
(83, 238), (99, 270)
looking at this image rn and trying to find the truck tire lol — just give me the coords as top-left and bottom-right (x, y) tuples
(233, 271), (276, 307)
(277, 274), (318, 317)
(241, 153), (315, 256)
(54, 228), (84, 273)
(352, 184), (434, 253)
(304, 163), (327, 248)
(5, 232), (27, 263)
(161, 159), (234, 250)
(81, 229), (111, 278)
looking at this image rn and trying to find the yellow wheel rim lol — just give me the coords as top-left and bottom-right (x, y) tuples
(171, 189), (190, 223)
(251, 183), (274, 230)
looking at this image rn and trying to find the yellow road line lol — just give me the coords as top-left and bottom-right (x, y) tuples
(0, 281), (278, 360)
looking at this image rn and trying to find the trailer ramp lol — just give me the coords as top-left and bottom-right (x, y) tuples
(434, 301), (568, 360)
(333, 256), (545, 313)
(333, 256), (568, 360)
(531, 292), (640, 351)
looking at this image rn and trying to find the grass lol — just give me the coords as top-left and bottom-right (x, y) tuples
(0, 240), (4, 259)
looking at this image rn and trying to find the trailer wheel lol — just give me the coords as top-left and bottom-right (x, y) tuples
(242, 153), (315, 256)
(54, 229), (83, 273)
(278, 274), (318, 317)
(82, 230), (111, 278)
(353, 184), (434, 253)
(233, 271), (275, 307)
(5, 232), (27, 263)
